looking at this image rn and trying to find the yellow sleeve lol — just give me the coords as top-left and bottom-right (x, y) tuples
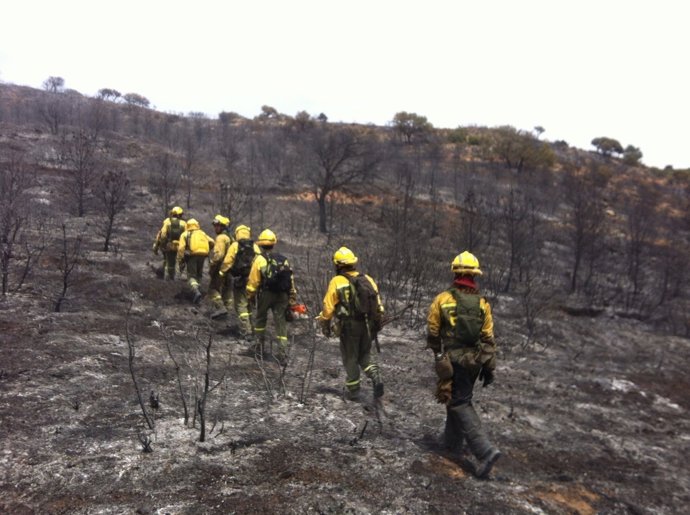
(365, 274), (385, 314)
(480, 298), (495, 343)
(219, 242), (238, 274)
(155, 218), (170, 246)
(426, 294), (444, 338)
(246, 254), (266, 294)
(176, 231), (187, 263)
(211, 235), (228, 266)
(319, 275), (353, 320)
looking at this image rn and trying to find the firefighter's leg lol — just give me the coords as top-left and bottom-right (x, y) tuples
(339, 322), (361, 400)
(448, 363), (501, 477)
(271, 293), (290, 365)
(187, 257), (202, 304)
(253, 292), (270, 353)
(233, 286), (253, 337)
(208, 271), (226, 314)
(164, 251), (176, 280)
(221, 275), (234, 312)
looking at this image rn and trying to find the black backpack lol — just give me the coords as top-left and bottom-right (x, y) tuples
(263, 252), (293, 293)
(448, 289), (484, 346)
(167, 217), (183, 242)
(231, 239), (255, 276)
(342, 273), (380, 323)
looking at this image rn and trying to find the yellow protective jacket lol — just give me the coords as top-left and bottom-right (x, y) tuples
(154, 217), (186, 251)
(219, 240), (261, 275)
(176, 221), (214, 263)
(427, 286), (494, 351)
(318, 270), (383, 321)
(246, 253), (297, 299)
(210, 232), (234, 267)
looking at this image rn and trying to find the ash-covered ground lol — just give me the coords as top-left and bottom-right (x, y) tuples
(1, 246), (689, 515)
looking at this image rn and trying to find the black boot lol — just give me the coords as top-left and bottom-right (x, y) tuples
(373, 381), (384, 399)
(443, 407), (466, 454)
(476, 448), (502, 478)
(450, 403), (501, 478)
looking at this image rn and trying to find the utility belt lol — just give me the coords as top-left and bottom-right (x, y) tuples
(339, 313), (367, 322)
(442, 338), (480, 350)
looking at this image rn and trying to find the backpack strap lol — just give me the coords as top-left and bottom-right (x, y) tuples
(446, 288), (483, 348)
(338, 272), (366, 320)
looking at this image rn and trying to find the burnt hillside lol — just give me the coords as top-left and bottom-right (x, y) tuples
(0, 82), (689, 514)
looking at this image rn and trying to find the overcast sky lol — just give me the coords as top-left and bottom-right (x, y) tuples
(1, 0), (688, 169)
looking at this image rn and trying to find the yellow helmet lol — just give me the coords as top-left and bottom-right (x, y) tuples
(257, 229), (277, 247)
(235, 224), (251, 240)
(333, 247), (358, 267)
(185, 218), (200, 231)
(212, 214), (230, 227)
(451, 251), (482, 276)
(170, 206), (184, 216)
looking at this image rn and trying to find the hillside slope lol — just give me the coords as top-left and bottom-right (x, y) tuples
(0, 84), (689, 514)
(1, 204), (689, 514)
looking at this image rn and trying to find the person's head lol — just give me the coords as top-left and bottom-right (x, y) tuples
(333, 246), (358, 272)
(212, 214), (230, 234)
(451, 251), (482, 277)
(185, 218), (200, 231)
(170, 206), (184, 218)
(235, 224), (251, 241)
(256, 229), (277, 250)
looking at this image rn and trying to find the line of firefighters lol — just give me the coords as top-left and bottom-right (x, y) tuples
(152, 206), (501, 479)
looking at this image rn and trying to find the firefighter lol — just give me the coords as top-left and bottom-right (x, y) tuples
(426, 251), (501, 478)
(218, 225), (261, 337)
(317, 247), (384, 401)
(176, 218), (214, 304)
(207, 215), (234, 318)
(245, 229), (296, 364)
(152, 206), (186, 280)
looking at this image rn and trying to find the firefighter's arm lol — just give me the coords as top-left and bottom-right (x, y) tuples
(153, 220), (169, 252)
(176, 232), (187, 265)
(245, 256), (264, 301)
(289, 272), (298, 305)
(320, 277), (341, 321)
(219, 242), (237, 276)
(479, 298), (495, 345)
(210, 237), (226, 267)
(316, 277), (344, 337)
(153, 229), (162, 254)
(426, 295), (443, 354)
(367, 274), (385, 315)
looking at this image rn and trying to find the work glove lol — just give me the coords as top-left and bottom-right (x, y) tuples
(434, 352), (454, 380)
(478, 367), (495, 388)
(152, 244), (159, 255)
(426, 333), (442, 353)
(435, 378), (452, 405)
(316, 316), (331, 337)
(218, 270), (225, 278)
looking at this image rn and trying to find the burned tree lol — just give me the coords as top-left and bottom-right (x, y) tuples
(300, 125), (381, 233)
(563, 165), (610, 294)
(58, 129), (100, 217)
(38, 76), (67, 135)
(148, 151), (182, 218)
(96, 169), (130, 252)
(0, 149), (37, 295)
(54, 223), (84, 313)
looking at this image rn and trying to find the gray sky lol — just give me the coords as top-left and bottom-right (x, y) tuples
(1, 0), (688, 169)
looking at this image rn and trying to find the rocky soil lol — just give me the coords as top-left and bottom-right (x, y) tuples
(1, 232), (689, 515)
